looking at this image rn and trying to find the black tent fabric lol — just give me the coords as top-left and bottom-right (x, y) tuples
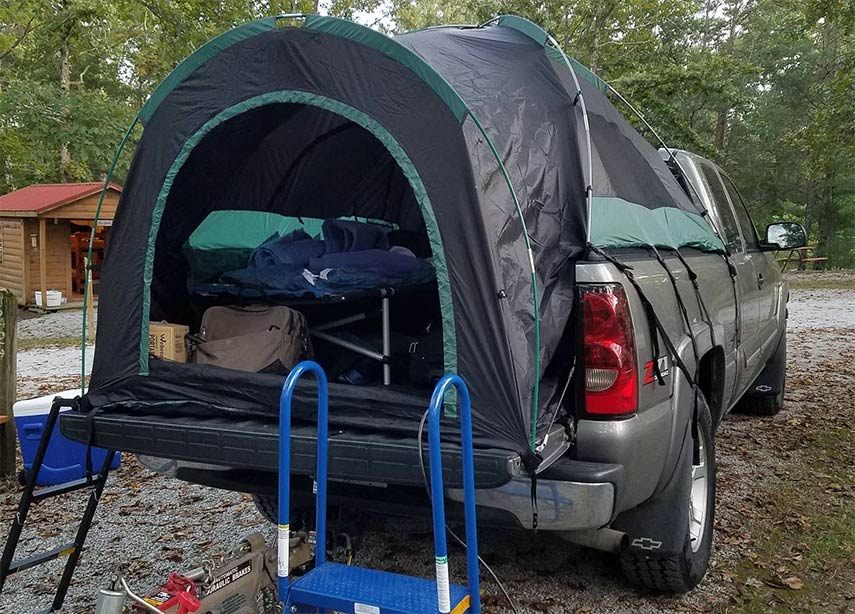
(85, 15), (722, 454)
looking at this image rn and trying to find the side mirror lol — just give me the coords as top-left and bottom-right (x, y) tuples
(764, 222), (807, 250)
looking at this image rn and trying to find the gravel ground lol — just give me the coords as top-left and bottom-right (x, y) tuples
(786, 288), (855, 330)
(2, 282), (853, 613)
(14, 309), (95, 400)
(15, 309), (96, 340)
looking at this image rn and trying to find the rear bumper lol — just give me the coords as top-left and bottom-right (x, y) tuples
(448, 459), (623, 531)
(60, 410), (623, 531)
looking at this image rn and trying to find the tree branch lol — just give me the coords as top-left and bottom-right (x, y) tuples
(0, 14), (39, 63)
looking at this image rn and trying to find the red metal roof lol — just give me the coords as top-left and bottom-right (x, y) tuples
(0, 182), (121, 215)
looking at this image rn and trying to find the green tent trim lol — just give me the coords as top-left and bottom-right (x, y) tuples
(494, 15), (608, 93)
(590, 196), (725, 253)
(139, 90), (458, 385)
(304, 15), (470, 121)
(139, 17), (278, 124)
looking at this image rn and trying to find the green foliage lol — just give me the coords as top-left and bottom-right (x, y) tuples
(0, 0), (852, 263)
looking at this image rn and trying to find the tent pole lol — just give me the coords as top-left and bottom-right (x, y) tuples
(82, 116), (140, 393)
(603, 86), (711, 219)
(541, 34), (595, 247)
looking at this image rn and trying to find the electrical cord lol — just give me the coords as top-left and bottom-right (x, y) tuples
(417, 409), (520, 614)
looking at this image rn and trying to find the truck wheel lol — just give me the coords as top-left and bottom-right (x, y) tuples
(252, 494), (278, 524)
(620, 394), (716, 592)
(739, 329), (786, 416)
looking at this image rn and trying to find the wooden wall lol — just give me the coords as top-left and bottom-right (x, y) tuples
(0, 187), (119, 305)
(24, 218), (71, 302)
(49, 188), (121, 220)
(0, 218), (26, 304)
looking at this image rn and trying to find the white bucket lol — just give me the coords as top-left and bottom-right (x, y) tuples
(35, 290), (63, 308)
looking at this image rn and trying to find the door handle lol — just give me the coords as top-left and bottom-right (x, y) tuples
(758, 273), (765, 289)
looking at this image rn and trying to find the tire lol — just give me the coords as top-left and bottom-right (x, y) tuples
(739, 329), (787, 416)
(620, 394), (716, 592)
(252, 494), (278, 524)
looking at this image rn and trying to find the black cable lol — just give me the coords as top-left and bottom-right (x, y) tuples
(417, 409), (520, 614)
(589, 244), (694, 385)
(650, 247), (700, 371)
(673, 249), (717, 349)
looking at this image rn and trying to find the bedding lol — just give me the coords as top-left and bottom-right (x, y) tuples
(191, 219), (435, 299)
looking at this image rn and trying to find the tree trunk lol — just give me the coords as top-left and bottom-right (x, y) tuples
(59, 10), (72, 182)
(0, 289), (17, 478)
(802, 180), (817, 240)
(815, 170), (835, 258)
(715, 110), (727, 156)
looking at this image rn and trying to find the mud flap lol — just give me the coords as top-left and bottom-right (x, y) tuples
(746, 329), (786, 398)
(611, 423), (692, 557)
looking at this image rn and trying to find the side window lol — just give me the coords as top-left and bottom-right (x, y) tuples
(720, 174), (759, 250)
(698, 162), (743, 253)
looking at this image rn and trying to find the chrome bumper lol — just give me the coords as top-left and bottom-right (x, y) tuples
(447, 476), (615, 531)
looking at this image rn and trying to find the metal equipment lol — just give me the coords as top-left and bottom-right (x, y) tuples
(96, 531), (314, 614)
(277, 362), (481, 614)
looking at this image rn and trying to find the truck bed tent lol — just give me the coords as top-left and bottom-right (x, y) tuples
(83, 15), (723, 455)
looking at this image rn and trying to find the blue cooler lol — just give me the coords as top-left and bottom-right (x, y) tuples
(13, 389), (121, 486)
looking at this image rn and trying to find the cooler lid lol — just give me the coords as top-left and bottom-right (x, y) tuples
(13, 389), (85, 418)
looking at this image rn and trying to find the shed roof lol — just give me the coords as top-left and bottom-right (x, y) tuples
(0, 182), (121, 216)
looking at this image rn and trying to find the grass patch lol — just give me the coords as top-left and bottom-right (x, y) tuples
(727, 420), (855, 612)
(18, 336), (86, 351)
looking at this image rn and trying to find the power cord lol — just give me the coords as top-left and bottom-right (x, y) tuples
(417, 409), (520, 613)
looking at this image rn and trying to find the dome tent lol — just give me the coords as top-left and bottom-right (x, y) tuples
(83, 14), (723, 456)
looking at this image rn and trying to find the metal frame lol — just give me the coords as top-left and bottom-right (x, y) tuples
(308, 294), (392, 385)
(426, 374), (481, 614)
(276, 365), (480, 613)
(277, 361), (329, 602)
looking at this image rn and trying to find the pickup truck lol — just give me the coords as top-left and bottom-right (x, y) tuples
(60, 148), (805, 593)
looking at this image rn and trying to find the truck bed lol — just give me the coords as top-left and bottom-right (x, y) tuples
(59, 410), (519, 489)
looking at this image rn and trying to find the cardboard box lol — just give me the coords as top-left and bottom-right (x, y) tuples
(149, 322), (189, 362)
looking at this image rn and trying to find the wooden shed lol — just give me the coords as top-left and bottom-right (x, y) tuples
(0, 182), (122, 307)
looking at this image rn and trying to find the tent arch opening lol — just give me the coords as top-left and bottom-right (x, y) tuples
(139, 90), (457, 384)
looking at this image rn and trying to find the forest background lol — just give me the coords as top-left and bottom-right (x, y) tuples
(1, 0), (853, 263)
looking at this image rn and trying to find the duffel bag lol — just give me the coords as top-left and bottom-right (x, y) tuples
(194, 305), (312, 373)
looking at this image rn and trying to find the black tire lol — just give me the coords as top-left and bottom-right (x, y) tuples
(739, 329), (787, 416)
(252, 494), (278, 524)
(620, 394), (716, 592)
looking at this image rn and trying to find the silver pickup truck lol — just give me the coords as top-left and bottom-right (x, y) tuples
(556, 149), (804, 591)
(53, 16), (808, 595)
(61, 148), (805, 594)
(439, 148), (805, 591)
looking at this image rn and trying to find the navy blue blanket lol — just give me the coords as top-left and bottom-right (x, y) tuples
(193, 220), (434, 299)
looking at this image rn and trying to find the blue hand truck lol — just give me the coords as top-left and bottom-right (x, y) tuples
(277, 361), (481, 614)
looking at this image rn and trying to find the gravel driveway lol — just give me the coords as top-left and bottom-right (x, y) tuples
(2, 282), (853, 613)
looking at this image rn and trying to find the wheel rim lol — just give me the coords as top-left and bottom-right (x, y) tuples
(689, 428), (709, 553)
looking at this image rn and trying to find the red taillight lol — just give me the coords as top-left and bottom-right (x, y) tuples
(582, 284), (638, 415)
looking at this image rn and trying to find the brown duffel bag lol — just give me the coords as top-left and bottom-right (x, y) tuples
(194, 305), (312, 373)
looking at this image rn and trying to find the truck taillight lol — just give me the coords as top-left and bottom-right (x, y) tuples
(581, 284), (638, 415)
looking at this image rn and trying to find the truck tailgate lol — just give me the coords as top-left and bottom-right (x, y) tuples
(59, 411), (518, 489)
